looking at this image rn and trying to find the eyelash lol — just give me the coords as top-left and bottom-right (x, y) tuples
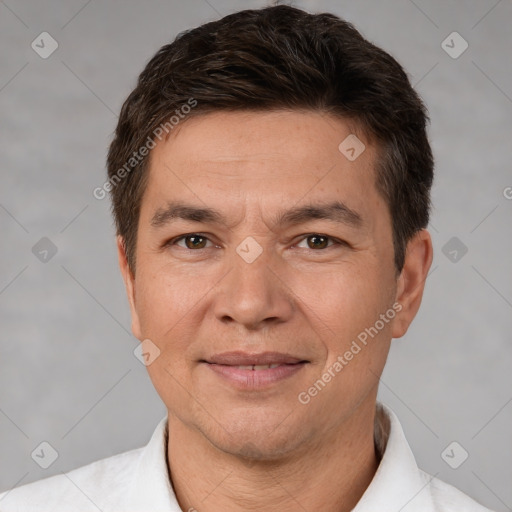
(166, 233), (347, 251)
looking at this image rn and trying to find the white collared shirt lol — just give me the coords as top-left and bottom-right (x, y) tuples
(0, 403), (494, 511)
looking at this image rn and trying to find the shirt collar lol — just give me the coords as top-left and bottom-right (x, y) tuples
(353, 402), (435, 511)
(125, 402), (434, 511)
(123, 415), (181, 510)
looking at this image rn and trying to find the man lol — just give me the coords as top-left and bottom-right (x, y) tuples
(0, 4), (494, 511)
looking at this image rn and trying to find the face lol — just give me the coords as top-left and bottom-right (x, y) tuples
(118, 110), (431, 459)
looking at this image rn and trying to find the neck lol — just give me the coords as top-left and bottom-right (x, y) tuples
(166, 399), (380, 512)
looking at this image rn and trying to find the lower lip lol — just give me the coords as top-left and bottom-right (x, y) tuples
(205, 362), (307, 389)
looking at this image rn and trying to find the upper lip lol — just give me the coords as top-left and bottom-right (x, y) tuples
(204, 351), (307, 366)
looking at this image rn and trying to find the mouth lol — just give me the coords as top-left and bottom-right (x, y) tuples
(203, 350), (307, 366)
(201, 351), (309, 389)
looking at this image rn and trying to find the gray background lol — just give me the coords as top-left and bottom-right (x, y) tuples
(0, 0), (511, 510)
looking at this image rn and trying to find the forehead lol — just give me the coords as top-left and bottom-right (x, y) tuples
(152, 110), (370, 166)
(141, 110), (386, 227)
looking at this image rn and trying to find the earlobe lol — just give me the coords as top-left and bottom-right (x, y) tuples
(391, 229), (433, 339)
(116, 236), (142, 340)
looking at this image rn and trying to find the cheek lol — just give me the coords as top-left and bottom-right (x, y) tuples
(133, 266), (202, 408)
(299, 264), (395, 378)
(134, 264), (201, 338)
(296, 263), (392, 336)
(299, 272), (394, 406)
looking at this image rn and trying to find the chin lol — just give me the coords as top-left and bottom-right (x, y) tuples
(219, 432), (303, 462)
(199, 410), (311, 462)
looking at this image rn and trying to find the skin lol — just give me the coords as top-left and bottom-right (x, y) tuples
(117, 110), (433, 512)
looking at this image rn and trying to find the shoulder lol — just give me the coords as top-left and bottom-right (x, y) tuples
(0, 447), (143, 512)
(418, 470), (495, 512)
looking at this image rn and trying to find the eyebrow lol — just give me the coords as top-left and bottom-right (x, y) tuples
(150, 200), (363, 230)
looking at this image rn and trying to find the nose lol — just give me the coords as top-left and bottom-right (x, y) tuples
(212, 246), (294, 331)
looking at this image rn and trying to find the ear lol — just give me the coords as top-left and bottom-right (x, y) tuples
(117, 236), (142, 340)
(392, 229), (433, 339)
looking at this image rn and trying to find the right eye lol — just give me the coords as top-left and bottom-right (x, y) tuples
(166, 233), (216, 250)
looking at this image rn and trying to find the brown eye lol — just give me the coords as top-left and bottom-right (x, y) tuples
(173, 234), (212, 250)
(185, 235), (207, 249)
(306, 234), (329, 249)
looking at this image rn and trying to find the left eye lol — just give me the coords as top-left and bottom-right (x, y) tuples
(296, 234), (340, 250)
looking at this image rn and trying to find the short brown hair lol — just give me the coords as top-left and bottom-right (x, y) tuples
(107, 4), (434, 273)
